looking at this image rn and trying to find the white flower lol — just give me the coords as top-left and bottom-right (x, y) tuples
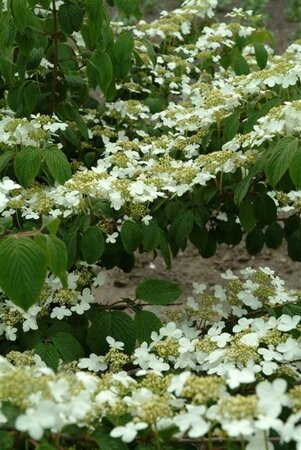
(211, 332), (231, 348)
(106, 336), (124, 350)
(223, 419), (254, 437)
(15, 401), (61, 439)
(93, 272), (106, 287)
(159, 322), (182, 339)
(71, 300), (91, 315)
(192, 282), (206, 294)
(141, 215), (153, 225)
(277, 314), (300, 331)
(174, 406), (209, 438)
(5, 325), (17, 341)
(106, 232), (119, 244)
(226, 368), (256, 389)
(78, 354), (107, 372)
(110, 422), (148, 443)
(256, 379), (289, 417)
(168, 371), (191, 396)
(50, 306), (72, 320)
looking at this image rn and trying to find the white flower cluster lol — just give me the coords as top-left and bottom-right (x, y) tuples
(0, 267), (105, 341)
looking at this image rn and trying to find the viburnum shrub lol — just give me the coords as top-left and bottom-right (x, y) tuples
(0, 0), (301, 448)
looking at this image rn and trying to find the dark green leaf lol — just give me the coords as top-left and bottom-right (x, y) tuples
(0, 237), (47, 310)
(120, 220), (143, 253)
(246, 227), (265, 255)
(0, 431), (13, 450)
(159, 231), (171, 269)
(113, 31), (134, 64)
(136, 279), (181, 305)
(289, 149), (301, 189)
(81, 226), (105, 263)
(223, 112), (240, 143)
(168, 209), (194, 249)
(87, 51), (113, 94)
(23, 81), (39, 114)
(58, 2), (83, 34)
(239, 199), (256, 232)
(10, 0), (27, 32)
(52, 332), (84, 362)
(134, 310), (162, 344)
(87, 311), (135, 354)
(0, 151), (13, 173)
(253, 194), (277, 225)
(232, 54), (250, 75)
(114, 0), (137, 15)
(14, 146), (41, 187)
(94, 429), (128, 450)
(43, 146), (71, 184)
(254, 42), (268, 69)
(265, 222), (283, 249)
(35, 343), (60, 371)
(288, 227), (301, 262)
(142, 221), (161, 252)
(265, 137), (299, 187)
(35, 235), (67, 276)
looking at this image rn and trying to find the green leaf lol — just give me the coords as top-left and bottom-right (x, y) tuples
(288, 227), (301, 262)
(43, 146), (71, 184)
(141, 38), (157, 66)
(232, 54), (250, 75)
(120, 220), (143, 253)
(14, 146), (41, 187)
(265, 222), (283, 249)
(289, 149), (301, 189)
(136, 279), (181, 305)
(35, 441), (57, 450)
(222, 111), (240, 143)
(58, 2), (83, 34)
(159, 231), (171, 269)
(94, 429), (129, 450)
(114, 0), (137, 15)
(234, 157), (265, 205)
(199, 230), (217, 258)
(239, 199), (256, 232)
(35, 235), (67, 276)
(87, 51), (113, 94)
(81, 226), (105, 263)
(52, 332), (84, 362)
(265, 137), (299, 187)
(253, 193), (277, 225)
(113, 31), (134, 64)
(0, 430), (14, 450)
(246, 227), (265, 255)
(0, 151), (13, 173)
(134, 311), (162, 344)
(10, 0), (28, 32)
(0, 237), (47, 310)
(42, 216), (60, 235)
(87, 311), (136, 354)
(23, 81), (39, 114)
(254, 42), (268, 69)
(62, 226), (78, 268)
(0, 57), (14, 84)
(35, 343), (60, 371)
(142, 221), (161, 252)
(168, 209), (194, 249)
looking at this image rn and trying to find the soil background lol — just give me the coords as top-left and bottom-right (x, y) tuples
(96, 1), (301, 304)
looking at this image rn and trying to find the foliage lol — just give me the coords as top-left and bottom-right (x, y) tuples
(0, 0), (301, 448)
